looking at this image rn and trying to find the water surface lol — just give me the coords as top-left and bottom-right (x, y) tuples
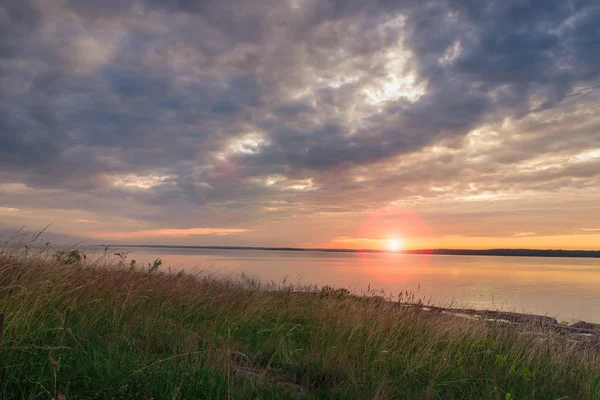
(89, 246), (600, 323)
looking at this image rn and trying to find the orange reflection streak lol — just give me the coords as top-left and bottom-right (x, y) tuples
(356, 207), (433, 283)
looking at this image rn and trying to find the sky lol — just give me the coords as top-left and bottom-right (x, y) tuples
(1, 0), (600, 250)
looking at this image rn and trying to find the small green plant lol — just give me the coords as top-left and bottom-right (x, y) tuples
(319, 285), (350, 298)
(519, 367), (533, 379)
(148, 258), (162, 273)
(505, 393), (514, 400)
(52, 250), (84, 264)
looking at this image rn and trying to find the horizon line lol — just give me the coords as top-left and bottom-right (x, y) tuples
(92, 244), (600, 258)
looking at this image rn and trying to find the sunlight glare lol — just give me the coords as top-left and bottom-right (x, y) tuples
(387, 237), (404, 252)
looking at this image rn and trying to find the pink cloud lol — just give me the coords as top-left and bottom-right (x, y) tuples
(89, 227), (250, 239)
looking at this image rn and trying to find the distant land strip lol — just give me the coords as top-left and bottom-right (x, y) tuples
(95, 245), (600, 258)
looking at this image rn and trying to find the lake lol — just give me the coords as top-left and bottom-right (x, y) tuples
(88, 246), (600, 323)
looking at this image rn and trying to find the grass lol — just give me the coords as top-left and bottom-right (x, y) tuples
(0, 241), (599, 399)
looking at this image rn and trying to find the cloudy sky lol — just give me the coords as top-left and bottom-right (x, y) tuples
(1, 0), (599, 250)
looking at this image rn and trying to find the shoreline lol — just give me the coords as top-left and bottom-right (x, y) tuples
(291, 290), (600, 343)
(396, 302), (600, 342)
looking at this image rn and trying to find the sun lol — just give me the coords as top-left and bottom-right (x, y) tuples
(387, 237), (404, 252)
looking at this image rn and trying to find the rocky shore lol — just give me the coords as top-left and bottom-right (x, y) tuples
(399, 303), (600, 344)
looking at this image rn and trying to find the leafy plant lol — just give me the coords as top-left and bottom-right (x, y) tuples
(52, 250), (84, 264)
(319, 285), (350, 298)
(148, 258), (162, 273)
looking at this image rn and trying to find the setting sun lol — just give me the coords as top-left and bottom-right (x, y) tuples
(387, 237), (404, 252)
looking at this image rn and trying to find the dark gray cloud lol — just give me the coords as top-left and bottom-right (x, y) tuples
(0, 0), (599, 243)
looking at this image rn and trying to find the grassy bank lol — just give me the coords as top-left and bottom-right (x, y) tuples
(0, 246), (599, 399)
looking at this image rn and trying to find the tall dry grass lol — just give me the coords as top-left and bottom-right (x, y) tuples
(0, 236), (599, 399)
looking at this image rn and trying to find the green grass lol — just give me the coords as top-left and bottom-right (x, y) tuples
(0, 245), (599, 399)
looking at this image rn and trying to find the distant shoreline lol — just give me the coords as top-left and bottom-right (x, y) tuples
(94, 244), (600, 258)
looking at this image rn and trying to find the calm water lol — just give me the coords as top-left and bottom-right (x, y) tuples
(90, 246), (600, 323)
